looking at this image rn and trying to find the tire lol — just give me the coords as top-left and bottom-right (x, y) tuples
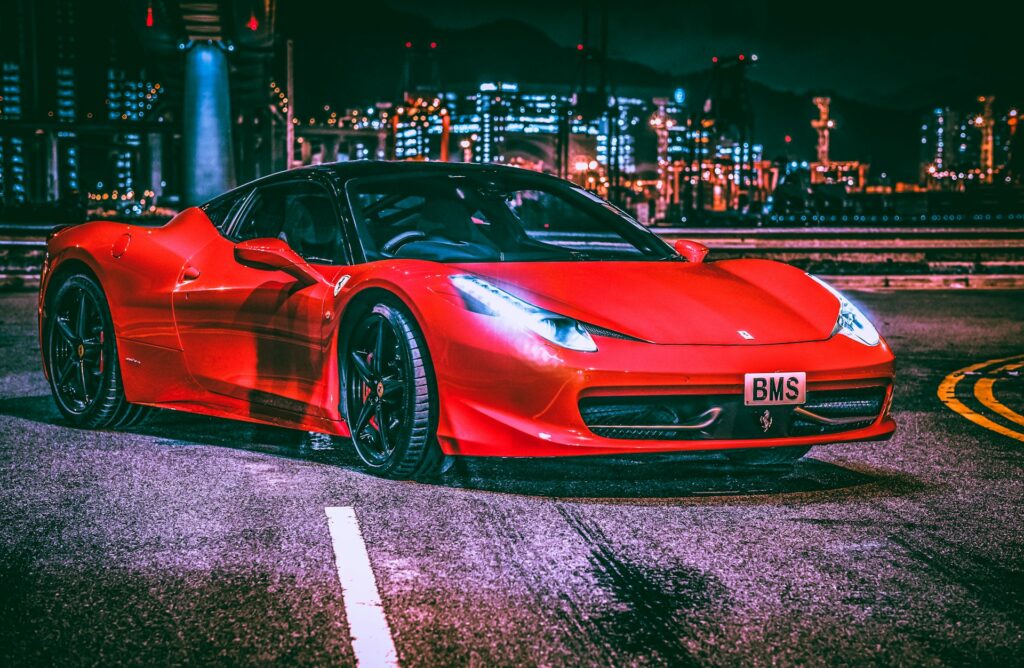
(724, 445), (810, 466)
(43, 272), (152, 429)
(343, 301), (445, 479)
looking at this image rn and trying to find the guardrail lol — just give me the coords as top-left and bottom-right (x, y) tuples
(3, 227), (1024, 290)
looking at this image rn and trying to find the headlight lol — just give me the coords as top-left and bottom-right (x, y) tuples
(450, 274), (598, 352)
(808, 275), (880, 346)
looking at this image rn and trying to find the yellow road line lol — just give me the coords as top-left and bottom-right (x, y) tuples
(974, 362), (1024, 429)
(937, 354), (1024, 444)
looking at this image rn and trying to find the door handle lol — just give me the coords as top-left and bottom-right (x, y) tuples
(181, 265), (201, 281)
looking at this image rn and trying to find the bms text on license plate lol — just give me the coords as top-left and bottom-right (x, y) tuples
(744, 372), (806, 406)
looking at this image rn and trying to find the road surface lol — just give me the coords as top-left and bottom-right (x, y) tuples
(1, 289), (1022, 666)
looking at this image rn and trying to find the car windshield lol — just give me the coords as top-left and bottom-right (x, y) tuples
(345, 172), (674, 263)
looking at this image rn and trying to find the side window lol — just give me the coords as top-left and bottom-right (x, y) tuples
(233, 181), (344, 264)
(201, 189), (250, 232)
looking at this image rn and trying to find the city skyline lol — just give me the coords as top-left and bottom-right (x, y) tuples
(0, 0), (1020, 217)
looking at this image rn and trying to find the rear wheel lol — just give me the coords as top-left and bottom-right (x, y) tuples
(724, 445), (810, 466)
(44, 273), (152, 429)
(344, 301), (444, 479)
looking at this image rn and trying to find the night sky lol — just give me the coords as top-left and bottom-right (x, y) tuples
(279, 0), (1022, 111)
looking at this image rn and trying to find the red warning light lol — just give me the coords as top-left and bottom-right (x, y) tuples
(145, 4), (154, 27)
(712, 56), (718, 63)
(738, 54), (745, 61)
(430, 41), (437, 49)
(784, 134), (792, 144)
(577, 43), (584, 51)
(245, 13), (259, 31)
(405, 41), (413, 49)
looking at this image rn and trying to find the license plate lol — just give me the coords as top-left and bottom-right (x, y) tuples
(744, 372), (806, 406)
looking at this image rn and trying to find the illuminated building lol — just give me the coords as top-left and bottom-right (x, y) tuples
(106, 67), (164, 214)
(0, 62), (27, 205)
(0, 0), (81, 206)
(920, 97), (1016, 188)
(390, 96), (450, 161)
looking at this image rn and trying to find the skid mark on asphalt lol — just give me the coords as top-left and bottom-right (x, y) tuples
(938, 354), (1024, 444)
(887, 532), (1024, 622)
(476, 504), (602, 660)
(325, 507), (398, 668)
(556, 505), (730, 666)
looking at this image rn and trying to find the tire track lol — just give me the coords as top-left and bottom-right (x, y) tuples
(556, 505), (731, 667)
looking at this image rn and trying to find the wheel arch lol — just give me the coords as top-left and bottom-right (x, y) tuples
(44, 255), (104, 305)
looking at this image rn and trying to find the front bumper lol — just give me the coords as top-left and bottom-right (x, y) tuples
(427, 308), (895, 458)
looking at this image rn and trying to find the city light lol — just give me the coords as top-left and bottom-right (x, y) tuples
(0, 1), (1017, 224)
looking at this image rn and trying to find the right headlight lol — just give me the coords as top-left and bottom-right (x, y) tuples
(450, 274), (598, 352)
(808, 275), (880, 346)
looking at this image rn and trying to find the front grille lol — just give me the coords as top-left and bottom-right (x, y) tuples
(580, 395), (723, 440)
(580, 386), (887, 441)
(789, 387), (886, 436)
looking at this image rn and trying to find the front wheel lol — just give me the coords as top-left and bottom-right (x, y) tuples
(724, 445), (810, 466)
(344, 301), (444, 479)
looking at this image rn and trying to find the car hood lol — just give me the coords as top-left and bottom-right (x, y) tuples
(450, 259), (840, 345)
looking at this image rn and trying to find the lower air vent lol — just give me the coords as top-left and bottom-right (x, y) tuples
(789, 387), (887, 436)
(580, 386), (887, 441)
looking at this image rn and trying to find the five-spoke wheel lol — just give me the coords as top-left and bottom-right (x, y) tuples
(44, 272), (150, 428)
(49, 281), (105, 414)
(345, 302), (443, 478)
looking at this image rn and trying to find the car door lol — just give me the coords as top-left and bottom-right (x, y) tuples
(172, 176), (346, 418)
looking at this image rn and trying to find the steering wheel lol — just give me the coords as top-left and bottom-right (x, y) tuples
(380, 230), (428, 255)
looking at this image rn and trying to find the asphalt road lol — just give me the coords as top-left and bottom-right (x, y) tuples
(1, 289), (1023, 667)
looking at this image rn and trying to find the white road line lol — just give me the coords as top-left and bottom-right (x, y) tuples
(325, 506), (399, 668)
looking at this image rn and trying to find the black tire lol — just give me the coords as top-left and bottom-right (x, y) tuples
(343, 301), (445, 479)
(724, 445), (810, 466)
(43, 272), (152, 429)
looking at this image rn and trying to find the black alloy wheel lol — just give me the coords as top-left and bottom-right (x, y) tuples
(44, 273), (151, 428)
(345, 301), (444, 478)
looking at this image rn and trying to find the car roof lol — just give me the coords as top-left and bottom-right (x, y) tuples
(201, 160), (571, 209)
(316, 159), (561, 181)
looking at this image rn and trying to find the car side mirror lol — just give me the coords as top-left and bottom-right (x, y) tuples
(673, 239), (709, 263)
(234, 238), (323, 286)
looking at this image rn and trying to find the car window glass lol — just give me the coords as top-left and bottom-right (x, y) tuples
(202, 189), (249, 231)
(234, 181), (343, 264)
(347, 174), (671, 263)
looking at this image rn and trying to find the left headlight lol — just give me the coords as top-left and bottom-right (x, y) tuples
(450, 274), (598, 352)
(808, 274), (880, 346)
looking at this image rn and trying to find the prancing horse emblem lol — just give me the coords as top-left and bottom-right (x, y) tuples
(759, 409), (773, 433)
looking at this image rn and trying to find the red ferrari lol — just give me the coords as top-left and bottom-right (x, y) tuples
(39, 162), (895, 478)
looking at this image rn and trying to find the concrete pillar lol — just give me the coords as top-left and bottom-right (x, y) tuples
(183, 43), (235, 206)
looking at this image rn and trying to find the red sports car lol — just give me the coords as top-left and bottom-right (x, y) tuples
(39, 162), (895, 478)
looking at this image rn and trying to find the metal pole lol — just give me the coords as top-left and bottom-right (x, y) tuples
(286, 39), (294, 169)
